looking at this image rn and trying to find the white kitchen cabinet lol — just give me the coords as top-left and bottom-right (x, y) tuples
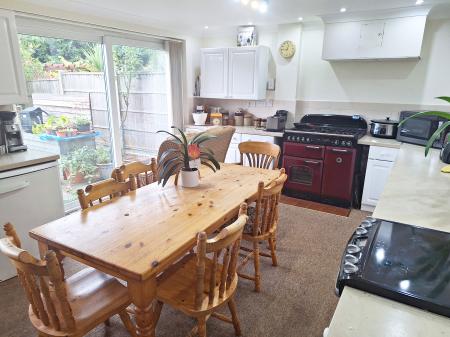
(228, 47), (269, 100)
(200, 48), (228, 98)
(322, 15), (427, 60)
(200, 46), (269, 100)
(225, 133), (242, 164)
(0, 10), (28, 105)
(0, 161), (64, 281)
(361, 146), (399, 212)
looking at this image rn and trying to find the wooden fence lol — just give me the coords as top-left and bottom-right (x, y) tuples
(27, 71), (169, 161)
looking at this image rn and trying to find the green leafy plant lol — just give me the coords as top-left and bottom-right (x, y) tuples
(399, 96), (450, 156)
(32, 124), (46, 135)
(73, 115), (90, 127)
(156, 127), (220, 186)
(62, 146), (98, 179)
(96, 147), (112, 164)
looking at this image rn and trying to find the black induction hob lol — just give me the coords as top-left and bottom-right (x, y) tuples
(336, 217), (450, 318)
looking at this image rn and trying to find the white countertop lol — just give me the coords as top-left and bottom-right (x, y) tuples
(0, 149), (59, 172)
(185, 124), (284, 138)
(358, 135), (402, 149)
(328, 143), (450, 337)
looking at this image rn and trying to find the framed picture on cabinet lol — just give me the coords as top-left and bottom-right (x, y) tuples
(237, 26), (257, 47)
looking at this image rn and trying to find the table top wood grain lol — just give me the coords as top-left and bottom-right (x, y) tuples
(30, 164), (280, 282)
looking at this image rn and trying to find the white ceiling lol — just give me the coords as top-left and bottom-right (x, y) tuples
(16, 0), (450, 36)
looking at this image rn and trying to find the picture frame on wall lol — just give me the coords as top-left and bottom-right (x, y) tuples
(237, 26), (257, 47)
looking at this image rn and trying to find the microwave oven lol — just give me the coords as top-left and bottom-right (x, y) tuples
(397, 111), (449, 149)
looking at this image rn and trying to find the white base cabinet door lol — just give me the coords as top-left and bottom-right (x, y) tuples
(0, 10), (28, 105)
(361, 158), (394, 211)
(0, 162), (64, 281)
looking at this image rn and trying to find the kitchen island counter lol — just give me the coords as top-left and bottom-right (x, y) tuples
(327, 143), (450, 337)
(358, 134), (402, 149)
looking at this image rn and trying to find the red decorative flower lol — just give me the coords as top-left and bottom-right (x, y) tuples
(188, 144), (201, 160)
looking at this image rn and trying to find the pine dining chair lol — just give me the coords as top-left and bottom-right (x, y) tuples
(0, 223), (137, 337)
(237, 169), (287, 292)
(238, 141), (281, 169)
(112, 159), (157, 188)
(153, 203), (248, 337)
(77, 178), (136, 210)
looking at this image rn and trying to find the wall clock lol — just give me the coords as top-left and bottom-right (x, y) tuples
(279, 40), (296, 59)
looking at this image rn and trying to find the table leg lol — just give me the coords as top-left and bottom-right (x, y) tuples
(37, 241), (49, 259)
(128, 277), (157, 337)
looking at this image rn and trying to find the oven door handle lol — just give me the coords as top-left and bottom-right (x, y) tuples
(304, 160), (320, 165)
(331, 148), (352, 153)
(305, 145), (321, 150)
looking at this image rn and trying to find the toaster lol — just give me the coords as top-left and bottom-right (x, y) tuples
(265, 110), (288, 131)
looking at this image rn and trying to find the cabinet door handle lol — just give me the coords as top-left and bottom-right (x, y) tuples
(306, 145), (321, 150)
(0, 181), (30, 196)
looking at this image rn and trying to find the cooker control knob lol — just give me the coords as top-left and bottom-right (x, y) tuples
(346, 141), (352, 147)
(306, 137), (311, 143)
(345, 254), (359, 264)
(343, 262), (359, 274)
(301, 137), (305, 142)
(287, 136), (291, 141)
(346, 244), (361, 254)
(341, 140), (346, 146)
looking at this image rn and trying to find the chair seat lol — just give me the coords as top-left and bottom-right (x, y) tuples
(30, 268), (130, 334)
(157, 254), (238, 316)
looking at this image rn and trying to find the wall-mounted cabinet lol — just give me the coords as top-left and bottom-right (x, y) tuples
(0, 10), (28, 105)
(321, 7), (431, 60)
(200, 46), (269, 100)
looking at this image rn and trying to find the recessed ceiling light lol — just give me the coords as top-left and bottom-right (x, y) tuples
(259, 1), (268, 13)
(251, 0), (259, 9)
(241, 0), (250, 5)
(340, 7), (347, 13)
(298, 17), (303, 21)
(204, 25), (209, 29)
(416, 0), (424, 4)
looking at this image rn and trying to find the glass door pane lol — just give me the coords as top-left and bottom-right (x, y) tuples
(17, 34), (114, 212)
(111, 43), (170, 162)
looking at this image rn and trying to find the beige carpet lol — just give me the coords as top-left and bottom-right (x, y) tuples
(0, 204), (368, 337)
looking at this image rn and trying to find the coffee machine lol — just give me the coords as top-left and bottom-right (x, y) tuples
(0, 111), (27, 154)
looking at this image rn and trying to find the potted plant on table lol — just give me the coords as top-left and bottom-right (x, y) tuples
(157, 127), (220, 187)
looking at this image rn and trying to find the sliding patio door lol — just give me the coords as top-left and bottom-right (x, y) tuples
(17, 33), (114, 211)
(103, 37), (172, 163)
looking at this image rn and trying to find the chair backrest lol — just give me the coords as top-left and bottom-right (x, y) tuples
(238, 141), (281, 169)
(0, 223), (75, 332)
(112, 159), (157, 188)
(195, 203), (248, 309)
(250, 169), (287, 237)
(200, 126), (235, 162)
(77, 178), (135, 210)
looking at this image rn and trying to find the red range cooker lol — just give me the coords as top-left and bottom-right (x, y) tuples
(282, 114), (367, 207)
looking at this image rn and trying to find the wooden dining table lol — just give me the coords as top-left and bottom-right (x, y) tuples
(29, 164), (280, 337)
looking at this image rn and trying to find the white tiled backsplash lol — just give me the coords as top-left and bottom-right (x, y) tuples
(191, 98), (450, 129)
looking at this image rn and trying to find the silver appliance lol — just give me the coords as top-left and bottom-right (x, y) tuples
(265, 110), (288, 131)
(0, 111), (27, 154)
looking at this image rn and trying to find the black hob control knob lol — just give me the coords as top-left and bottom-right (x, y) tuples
(301, 137), (305, 142)
(306, 137), (311, 143)
(346, 140), (352, 147)
(296, 136), (300, 142)
(343, 262), (359, 274)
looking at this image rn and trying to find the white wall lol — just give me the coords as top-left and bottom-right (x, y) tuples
(297, 19), (450, 106)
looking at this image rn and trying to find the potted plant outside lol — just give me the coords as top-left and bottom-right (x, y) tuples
(74, 115), (92, 132)
(157, 127), (220, 187)
(61, 146), (98, 184)
(96, 147), (113, 179)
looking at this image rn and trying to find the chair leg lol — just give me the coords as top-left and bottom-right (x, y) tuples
(153, 300), (164, 324)
(268, 237), (278, 267)
(197, 316), (207, 337)
(228, 298), (242, 336)
(119, 310), (138, 337)
(253, 241), (261, 292)
(104, 318), (111, 326)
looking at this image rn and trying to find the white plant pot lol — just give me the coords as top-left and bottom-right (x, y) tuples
(189, 158), (201, 169)
(180, 168), (200, 187)
(192, 113), (208, 126)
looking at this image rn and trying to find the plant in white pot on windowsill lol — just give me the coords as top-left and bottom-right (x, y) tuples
(157, 127), (220, 187)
